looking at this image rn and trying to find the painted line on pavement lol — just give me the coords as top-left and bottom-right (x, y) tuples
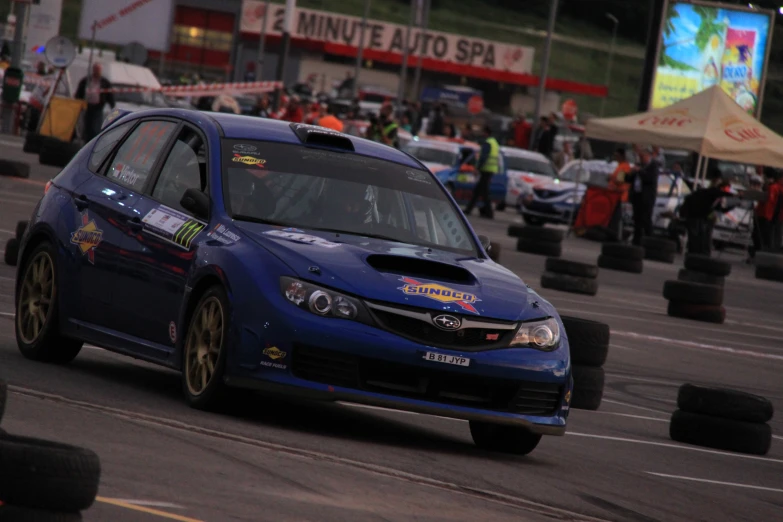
(96, 497), (202, 522)
(600, 398), (671, 415)
(612, 330), (783, 362)
(0, 139), (22, 147)
(645, 472), (783, 493)
(605, 373), (682, 386)
(105, 499), (186, 509)
(773, 435), (783, 441)
(587, 411), (668, 423)
(0, 229), (14, 236)
(697, 336), (783, 352)
(567, 432), (783, 464)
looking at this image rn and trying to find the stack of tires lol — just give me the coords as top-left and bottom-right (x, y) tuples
(754, 252), (783, 283)
(3, 221), (27, 267)
(0, 380), (101, 521)
(509, 225), (564, 258)
(540, 258), (599, 296)
(670, 383), (773, 456)
(561, 317), (609, 411)
(597, 243), (643, 274)
(665, 254), (730, 324)
(642, 236), (677, 264)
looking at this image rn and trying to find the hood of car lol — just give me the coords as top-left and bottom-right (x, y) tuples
(508, 171), (552, 187)
(236, 223), (539, 321)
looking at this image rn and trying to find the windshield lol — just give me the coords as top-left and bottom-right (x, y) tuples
(505, 156), (556, 177)
(222, 140), (477, 255)
(404, 144), (459, 166)
(559, 162), (615, 182)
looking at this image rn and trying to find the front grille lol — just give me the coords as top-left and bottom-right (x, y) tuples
(368, 305), (515, 351)
(292, 345), (562, 415)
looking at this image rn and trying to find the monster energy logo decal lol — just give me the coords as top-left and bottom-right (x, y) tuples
(174, 221), (206, 249)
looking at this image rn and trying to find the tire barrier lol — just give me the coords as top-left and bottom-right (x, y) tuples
(670, 383), (774, 455)
(0, 380), (101, 517)
(642, 236), (677, 264)
(488, 241), (501, 263)
(665, 254), (730, 324)
(0, 159), (30, 179)
(541, 258), (599, 296)
(39, 140), (81, 169)
(515, 226), (564, 258)
(596, 243), (644, 274)
(507, 222), (525, 238)
(3, 238), (18, 266)
(23, 134), (61, 156)
(561, 317), (609, 410)
(754, 252), (783, 283)
(15, 221), (27, 242)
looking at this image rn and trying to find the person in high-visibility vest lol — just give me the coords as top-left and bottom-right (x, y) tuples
(378, 103), (400, 149)
(464, 125), (499, 219)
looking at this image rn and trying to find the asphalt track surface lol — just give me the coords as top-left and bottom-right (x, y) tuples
(1, 135), (782, 521)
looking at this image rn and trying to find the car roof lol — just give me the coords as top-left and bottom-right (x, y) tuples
(114, 108), (422, 169)
(500, 146), (549, 161)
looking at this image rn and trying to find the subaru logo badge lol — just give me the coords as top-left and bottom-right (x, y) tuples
(433, 314), (461, 331)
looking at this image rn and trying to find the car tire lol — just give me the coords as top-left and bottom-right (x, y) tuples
(642, 236), (677, 253)
(15, 220), (28, 241)
(516, 238), (562, 257)
(0, 159), (30, 179)
(0, 379), (6, 423)
(677, 383), (773, 424)
(678, 269), (724, 287)
(669, 410), (771, 455)
(0, 434), (101, 511)
(496, 201), (506, 211)
(517, 226), (564, 243)
(507, 223), (526, 237)
(15, 242), (83, 364)
(39, 141), (80, 169)
(468, 421), (542, 455)
(644, 248), (676, 264)
(663, 280), (723, 306)
(597, 254), (643, 274)
(522, 215), (544, 227)
(755, 265), (783, 283)
(571, 366), (604, 410)
(181, 285), (231, 411)
(683, 254), (732, 277)
(540, 272), (598, 296)
(560, 317), (609, 367)
(601, 243), (644, 261)
(4, 237), (19, 266)
(582, 228), (611, 243)
(666, 301), (725, 324)
(487, 241), (501, 263)
(755, 252), (783, 270)
(0, 505), (83, 522)
(545, 258), (598, 279)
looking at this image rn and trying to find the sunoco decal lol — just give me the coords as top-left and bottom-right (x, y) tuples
(232, 154), (266, 168)
(70, 212), (103, 264)
(398, 276), (480, 314)
(261, 345), (287, 370)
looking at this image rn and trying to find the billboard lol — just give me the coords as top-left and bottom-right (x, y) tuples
(650, 0), (774, 117)
(78, 0), (175, 53)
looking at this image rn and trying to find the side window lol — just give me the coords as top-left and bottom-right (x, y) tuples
(151, 128), (207, 215)
(106, 121), (178, 192)
(88, 121), (134, 172)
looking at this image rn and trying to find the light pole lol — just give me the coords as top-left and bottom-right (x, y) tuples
(352, 0), (371, 99)
(274, 0), (296, 109)
(600, 13), (619, 116)
(529, 0), (559, 151)
(257, 0), (271, 80)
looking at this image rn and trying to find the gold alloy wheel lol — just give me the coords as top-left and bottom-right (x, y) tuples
(17, 251), (54, 344)
(184, 296), (224, 396)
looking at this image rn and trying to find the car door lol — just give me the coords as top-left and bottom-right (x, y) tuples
(62, 119), (139, 329)
(87, 118), (180, 336)
(116, 124), (210, 349)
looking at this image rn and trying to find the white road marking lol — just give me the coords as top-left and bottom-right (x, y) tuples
(697, 336), (783, 352)
(605, 373), (682, 386)
(0, 197), (34, 207)
(0, 311), (13, 318)
(0, 275), (15, 282)
(724, 319), (783, 334)
(0, 229), (15, 236)
(645, 472), (783, 493)
(567, 432), (783, 464)
(612, 331), (783, 362)
(609, 343), (638, 351)
(107, 499), (186, 509)
(773, 435), (783, 441)
(553, 296), (660, 314)
(587, 411), (668, 423)
(0, 139), (22, 147)
(600, 398), (671, 414)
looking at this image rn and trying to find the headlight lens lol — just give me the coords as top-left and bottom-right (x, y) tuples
(280, 277), (364, 321)
(510, 317), (560, 351)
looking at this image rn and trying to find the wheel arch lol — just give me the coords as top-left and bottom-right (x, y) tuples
(15, 227), (59, 305)
(176, 269), (231, 369)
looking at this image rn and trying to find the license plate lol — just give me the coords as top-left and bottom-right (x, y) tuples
(422, 352), (470, 366)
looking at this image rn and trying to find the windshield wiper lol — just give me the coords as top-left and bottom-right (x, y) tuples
(307, 226), (407, 244)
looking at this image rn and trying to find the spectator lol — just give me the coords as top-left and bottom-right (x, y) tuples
(553, 141), (574, 170)
(463, 125), (500, 219)
(280, 96), (304, 123)
(679, 168), (734, 256)
(513, 115), (532, 149)
(250, 95), (271, 118)
(428, 103), (445, 136)
(318, 105), (344, 132)
(535, 117), (554, 157)
(625, 148), (660, 245)
(400, 114), (412, 133)
(304, 102), (321, 124)
(443, 123), (456, 138)
(75, 62), (115, 142)
(378, 103), (400, 148)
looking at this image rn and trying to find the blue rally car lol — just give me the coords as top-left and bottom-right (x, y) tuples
(14, 109), (572, 455)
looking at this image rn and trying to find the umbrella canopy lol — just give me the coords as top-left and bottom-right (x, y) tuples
(585, 86), (783, 168)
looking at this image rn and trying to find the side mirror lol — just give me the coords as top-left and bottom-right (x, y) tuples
(459, 164), (475, 173)
(180, 188), (210, 220)
(478, 235), (492, 252)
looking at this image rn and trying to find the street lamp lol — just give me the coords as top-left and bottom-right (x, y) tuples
(600, 12), (619, 117)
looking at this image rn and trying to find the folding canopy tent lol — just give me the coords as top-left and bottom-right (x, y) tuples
(584, 85), (783, 173)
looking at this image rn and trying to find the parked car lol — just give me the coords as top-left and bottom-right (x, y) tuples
(500, 146), (558, 209)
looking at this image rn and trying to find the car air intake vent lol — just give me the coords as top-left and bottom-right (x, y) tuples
(365, 255), (474, 284)
(304, 132), (355, 151)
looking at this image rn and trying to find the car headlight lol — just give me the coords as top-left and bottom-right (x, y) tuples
(509, 317), (561, 351)
(564, 195), (579, 205)
(280, 277), (368, 321)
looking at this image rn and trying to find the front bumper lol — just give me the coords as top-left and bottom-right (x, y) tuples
(519, 199), (576, 224)
(227, 302), (572, 435)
